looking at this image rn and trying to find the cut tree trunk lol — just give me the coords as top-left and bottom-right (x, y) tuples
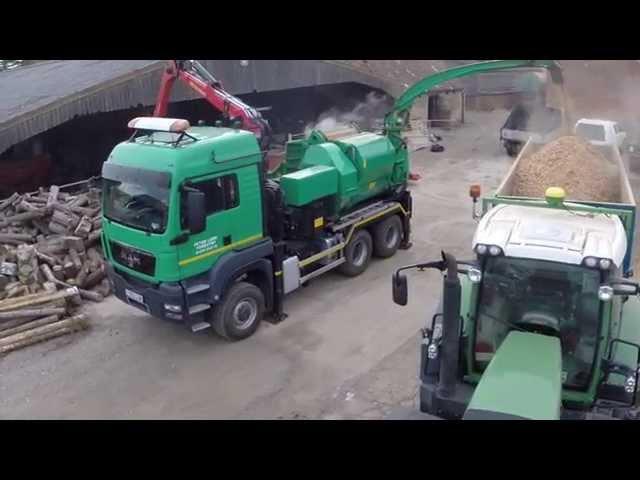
(47, 185), (60, 208)
(0, 314), (62, 339)
(0, 287), (78, 312)
(0, 314), (89, 354)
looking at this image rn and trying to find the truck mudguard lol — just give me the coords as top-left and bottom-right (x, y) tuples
(206, 238), (274, 306)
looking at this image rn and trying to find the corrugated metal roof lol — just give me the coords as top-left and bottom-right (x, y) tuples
(0, 59), (537, 155)
(0, 60), (165, 154)
(0, 60), (395, 155)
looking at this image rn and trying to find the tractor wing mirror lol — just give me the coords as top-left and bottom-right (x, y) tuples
(604, 279), (640, 297)
(186, 190), (206, 234)
(613, 282), (640, 296)
(392, 271), (408, 306)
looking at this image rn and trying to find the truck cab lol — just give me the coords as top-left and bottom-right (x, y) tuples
(102, 117), (269, 337)
(575, 118), (627, 151)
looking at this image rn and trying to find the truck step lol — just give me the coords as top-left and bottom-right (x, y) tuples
(189, 303), (212, 315)
(190, 321), (212, 333)
(300, 257), (346, 284)
(186, 283), (210, 295)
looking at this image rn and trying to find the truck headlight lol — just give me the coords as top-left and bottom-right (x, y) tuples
(164, 304), (182, 313)
(475, 244), (488, 255)
(488, 245), (503, 256)
(427, 343), (438, 359)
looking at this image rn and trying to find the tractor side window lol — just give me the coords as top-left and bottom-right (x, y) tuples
(194, 174), (239, 216)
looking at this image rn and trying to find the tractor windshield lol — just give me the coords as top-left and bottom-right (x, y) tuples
(474, 256), (602, 390)
(102, 164), (171, 234)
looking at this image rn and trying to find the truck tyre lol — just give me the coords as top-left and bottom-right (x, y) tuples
(372, 215), (403, 258)
(211, 282), (265, 341)
(339, 229), (373, 277)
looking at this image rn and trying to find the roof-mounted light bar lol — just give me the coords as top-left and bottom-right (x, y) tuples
(128, 117), (191, 133)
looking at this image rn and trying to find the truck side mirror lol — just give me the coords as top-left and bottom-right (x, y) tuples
(392, 272), (408, 306)
(186, 190), (206, 234)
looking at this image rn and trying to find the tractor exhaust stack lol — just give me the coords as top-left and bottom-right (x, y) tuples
(437, 252), (461, 399)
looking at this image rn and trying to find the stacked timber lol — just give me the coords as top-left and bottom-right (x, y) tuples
(0, 181), (109, 354)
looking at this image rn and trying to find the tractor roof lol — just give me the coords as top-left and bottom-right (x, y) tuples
(472, 204), (627, 268)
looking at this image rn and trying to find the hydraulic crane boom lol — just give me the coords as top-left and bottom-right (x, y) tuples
(154, 60), (272, 150)
(383, 60), (564, 146)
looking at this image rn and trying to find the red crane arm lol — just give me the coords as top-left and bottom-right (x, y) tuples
(153, 60), (271, 149)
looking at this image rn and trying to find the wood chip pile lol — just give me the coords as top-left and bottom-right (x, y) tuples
(0, 181), (108, 354)
(511, 136), (620, 202)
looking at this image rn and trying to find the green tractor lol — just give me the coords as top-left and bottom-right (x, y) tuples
(393, 135), (640, 419)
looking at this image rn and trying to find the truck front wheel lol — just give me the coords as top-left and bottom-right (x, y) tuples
(211, 282), (265, 341)
(372, 215), (403, 258)
(339, 229), (373, 277)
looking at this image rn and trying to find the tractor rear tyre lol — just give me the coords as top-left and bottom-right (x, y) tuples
(211, 282), (265, 341)
(372, 215), (403, 258)
(339, 229), (373, 277)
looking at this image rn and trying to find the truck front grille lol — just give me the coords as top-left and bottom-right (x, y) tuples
(110, 241), (156, 276)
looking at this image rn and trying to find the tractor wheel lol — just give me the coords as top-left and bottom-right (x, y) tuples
(372, 215), (403, 258)
(339, 229), (373, 277)
(504, 141), (521, 158)
(211, 282), (265, 341)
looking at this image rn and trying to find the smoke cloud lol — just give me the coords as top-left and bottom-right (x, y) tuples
(305, 91), (392, 136)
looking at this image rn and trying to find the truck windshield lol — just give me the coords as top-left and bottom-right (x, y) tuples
(102, 164), (171, 234)
(474, 256), (601, 390)
(576, 123), (606, 142)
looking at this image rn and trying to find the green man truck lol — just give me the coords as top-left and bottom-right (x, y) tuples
(392, 134), (640, 420)
(101, 117), (412, 340)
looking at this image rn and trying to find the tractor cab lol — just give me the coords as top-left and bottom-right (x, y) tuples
(392, 187), (640, 420)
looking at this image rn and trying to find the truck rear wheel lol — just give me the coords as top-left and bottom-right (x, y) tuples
(339, 229), (372, 277)
(211, 282), (265, 341)
(372, 215), (403, 258)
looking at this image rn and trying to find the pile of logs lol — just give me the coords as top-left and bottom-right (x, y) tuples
(0, 181), (109, 354)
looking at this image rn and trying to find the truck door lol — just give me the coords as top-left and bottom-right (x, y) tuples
(177, 164), (264, 278)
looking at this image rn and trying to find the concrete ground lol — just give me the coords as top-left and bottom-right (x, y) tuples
(0, 110), (545, 419)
